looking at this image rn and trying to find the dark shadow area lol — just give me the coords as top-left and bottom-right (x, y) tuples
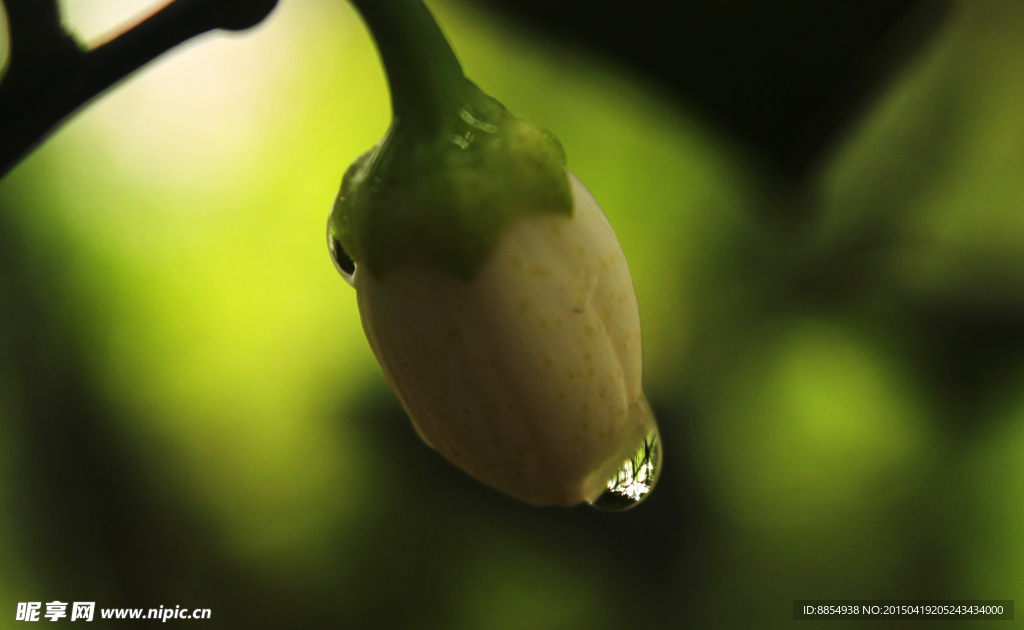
(477, 0), (953, 181)
(344, 385), (721, 622)
(908, 304), (1024, 435)
(0, 193), (203, 622)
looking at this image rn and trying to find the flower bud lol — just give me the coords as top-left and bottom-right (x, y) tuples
(329, 0), (660, 508)
(337, 171), (659, 507)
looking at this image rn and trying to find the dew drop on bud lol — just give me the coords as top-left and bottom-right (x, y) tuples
(327, 220), (356, 287)
(590, 429), (662, 511)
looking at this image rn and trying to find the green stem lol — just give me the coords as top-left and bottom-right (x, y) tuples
(347, 0), (467, 136)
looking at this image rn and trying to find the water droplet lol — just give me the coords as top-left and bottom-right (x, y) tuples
(590, 430), (661, 511)
(459, 108), (498, 133)
(327, 218), (356, 287)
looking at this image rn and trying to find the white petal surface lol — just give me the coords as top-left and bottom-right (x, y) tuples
(355, 172), (655, 506)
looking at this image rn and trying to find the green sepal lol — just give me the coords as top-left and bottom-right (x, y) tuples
(329, 79), (573, 281)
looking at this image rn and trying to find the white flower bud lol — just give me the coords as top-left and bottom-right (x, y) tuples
(330, 0), (660, 507)
(350, 172), (660, 507)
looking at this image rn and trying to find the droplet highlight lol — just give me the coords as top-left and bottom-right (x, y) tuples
(327, 219), (356, 287)
(590, 430), (661, 511)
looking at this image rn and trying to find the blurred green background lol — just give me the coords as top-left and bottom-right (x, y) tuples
(1, 0), (1023, 627)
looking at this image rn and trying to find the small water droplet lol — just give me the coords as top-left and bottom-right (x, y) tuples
(459, 108), (498, 133)
(590, 430), (661, 511)
(327, 218), (356, 287)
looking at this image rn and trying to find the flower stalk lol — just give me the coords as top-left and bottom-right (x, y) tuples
(347, 0), (466, 137)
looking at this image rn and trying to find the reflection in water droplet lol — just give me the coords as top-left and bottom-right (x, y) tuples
(327, 218), (356, 287)
(590, 430), (661, 511)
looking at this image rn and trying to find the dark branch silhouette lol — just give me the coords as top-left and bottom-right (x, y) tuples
(0, 0), (278, 180)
